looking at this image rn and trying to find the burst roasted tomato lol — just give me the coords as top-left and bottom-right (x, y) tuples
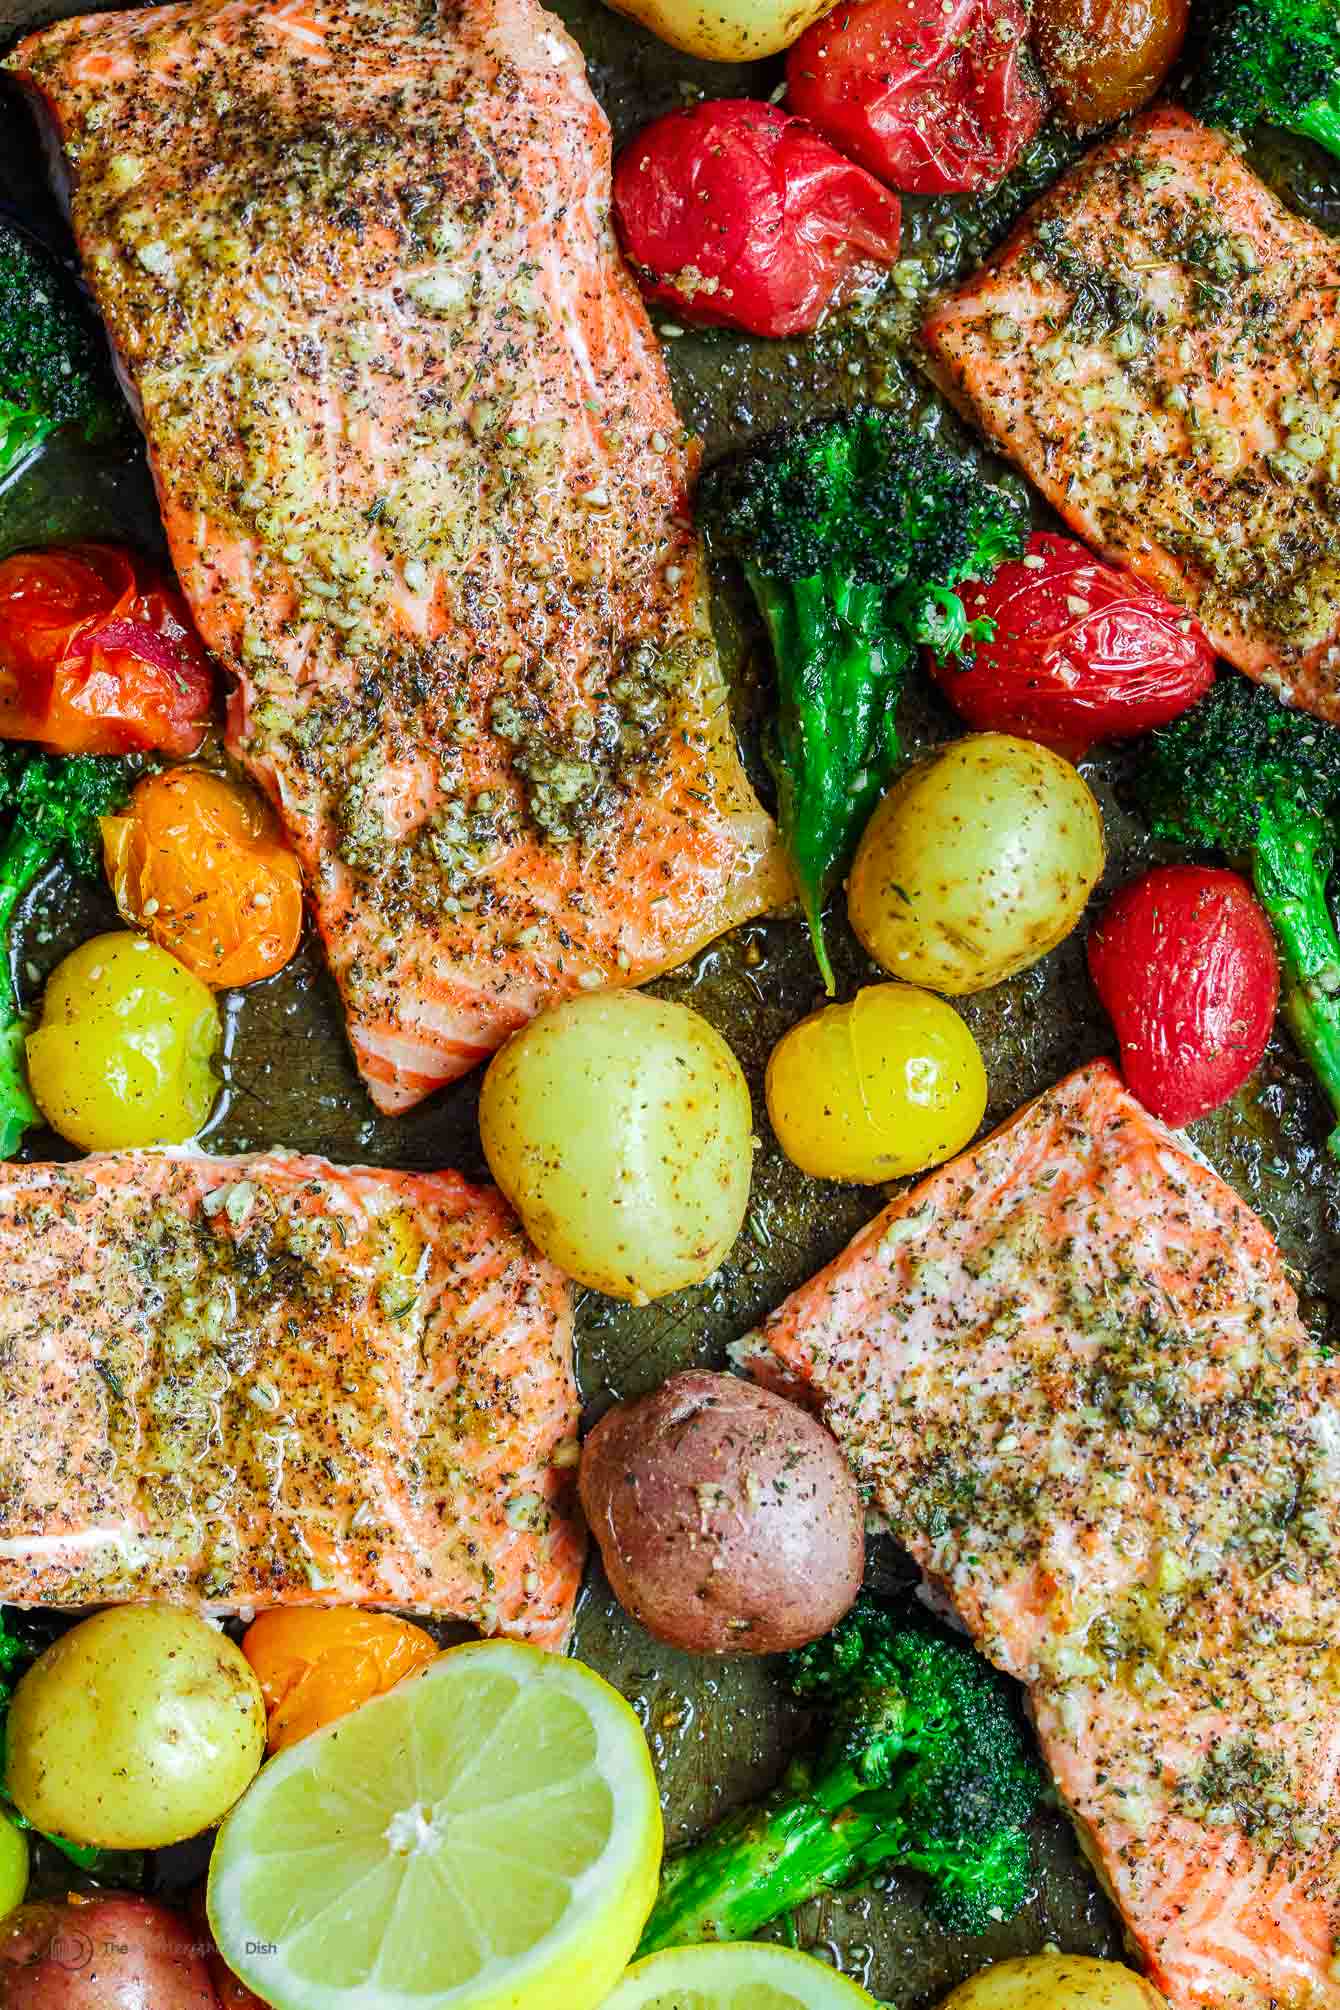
(242, 1610), (439, 1752)
(929, 532), (1216, 756)
(1032, 0), (1189, 129)
(612, 100), (902, 339)
(786, 0), (1047, 196)
(102, 768), (304, 990)
(1088, 865), (1279, 1127)
(0, 544), (212, 758)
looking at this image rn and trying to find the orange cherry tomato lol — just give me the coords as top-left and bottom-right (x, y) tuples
(241, 1610), (440, 1752)
(0, 543), (213, 757)
(103, 768), (304, 990)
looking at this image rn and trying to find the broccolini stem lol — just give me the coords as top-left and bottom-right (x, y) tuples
(636, 1782), (897, 1955)
(1252, 810), (1340, 1155)
(1293, 86), (1340, 162)
(749, 566), (900, 994)
(0, 820), (54, 1154)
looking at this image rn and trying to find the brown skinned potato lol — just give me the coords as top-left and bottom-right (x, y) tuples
(0, 1897), (220, 2009)
(580, 1370), (864, 1654)
(1032, 0), (1189, 130)
(937, 1955), (1169, 2010)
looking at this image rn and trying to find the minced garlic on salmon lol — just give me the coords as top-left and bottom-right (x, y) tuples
(924, 107), (1340, 723)
(0, 1150), (581, 1644)
(10, 0), (790, 1114)
(739, 1061), (1340, 2010)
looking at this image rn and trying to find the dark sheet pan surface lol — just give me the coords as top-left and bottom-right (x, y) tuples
(0, 3), (1336, 1996)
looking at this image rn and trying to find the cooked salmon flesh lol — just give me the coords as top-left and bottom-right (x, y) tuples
(10, 0), (790, 1113)
(924, 106), (1340, 723)
(739, 1062), (1340, 2010)
(0, 1150), (582, 1643)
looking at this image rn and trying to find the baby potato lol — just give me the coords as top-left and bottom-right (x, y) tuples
(26, 931), (220, 1151)
(1, 1896), (221, 2009)
(0, 1814), (26, 1918)
(766, 984), (986, 1182)
(4, 1605), (266, 1850)
(580, 1370), (864, 1653)
(848, 734), (1104, 994)
(599, 0), (834, 63)
(479, 990), (753, 1304)
(937, 1955), (1168, 2010)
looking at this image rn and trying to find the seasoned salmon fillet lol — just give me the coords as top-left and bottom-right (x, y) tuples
(0, 1151), (582, 1644)
(10, 0), (790, 1114)
(738, 1062), (1340, 2010)
(924, 107), (1340, 722)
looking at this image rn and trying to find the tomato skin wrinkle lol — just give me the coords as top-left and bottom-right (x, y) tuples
(612, 99), (902, 339)
(0, 543), (213, 758)
(928, 531), (1216, 756)
(787, 0), (1046, 195)
(1087, 864), (1279, 1129)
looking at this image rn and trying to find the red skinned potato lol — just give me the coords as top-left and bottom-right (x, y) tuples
(787, 0), (1046, 196)
(1088, 865), (1279, 1127)
(580, 1370), (863, 1654)
(929, 533), (1215, 758)
(612, 101), (902, 339)
(0, 1896), (219, 2009)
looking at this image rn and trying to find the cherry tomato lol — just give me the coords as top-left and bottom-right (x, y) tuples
(241, 1610), (439, 1753)
(766, 983), (986, 1181)
(103, 768), (304, 990)
(612, 100), (902, 339)
(0, 544), (212, 758)
(929, 532), (1216, 757)
(786, 0), (1047, 196)
(1088, 865), (1278, 1128)
(1032, 0), (1189, 130)
(26, 933), (221, 1151)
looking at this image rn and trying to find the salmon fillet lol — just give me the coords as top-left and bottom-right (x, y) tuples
(10, 0), (790, 1114)
(923, 106), (1340, 722)
(0, 1150), (582, 1644)
(737, 1062), (1340, 2010)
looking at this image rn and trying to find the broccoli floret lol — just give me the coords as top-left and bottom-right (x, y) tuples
(1140, 674), (1340, 1152)
(0, 747), (134, 1156)
(0, 217), (123, 487)
(636, 1595), (1042, 1953)
(699, 408), (1024, 990)
(1189, 0), (1340, 162)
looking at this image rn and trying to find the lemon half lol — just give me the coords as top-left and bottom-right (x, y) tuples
(601, 1944), (880, 2010)
(208, 1640), (662, 2010)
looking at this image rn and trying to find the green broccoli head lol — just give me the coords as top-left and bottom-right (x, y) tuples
(3, 749), (134, 879)
(0, 748), (135, 1159)
(1140, 676), (1340, 1156)
(910, 1824), (1036, 1935)
(788, 1594), (1042, 1923)
(1141, 674), (1340, 858)
(695, 409), (1024, 988)
(789, 1590), (909, 1701)
(0, 217), (123, 484)
(809, 1605), (1041, 1837)
(699, 407), (1025, 653)
(1190, 0), (1340, 153)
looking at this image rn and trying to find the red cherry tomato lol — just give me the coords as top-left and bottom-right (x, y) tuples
(612, 100), (902, 339)
(0, 543), (213, 758)
(929, 532), (1216, 757)
(786, 0), (1047, 196)
(1088, 865), (1278, 1128)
